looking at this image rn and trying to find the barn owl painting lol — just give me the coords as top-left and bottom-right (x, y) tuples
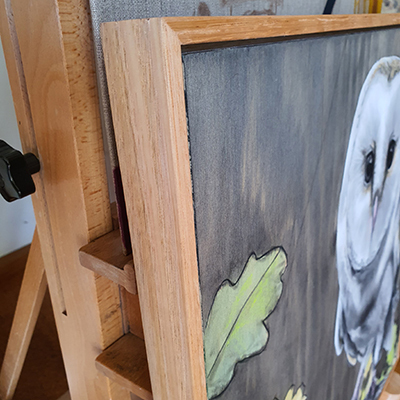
(335, 56), (400, 400)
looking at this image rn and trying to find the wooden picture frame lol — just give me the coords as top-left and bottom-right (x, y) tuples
(102, 15), (400, 400)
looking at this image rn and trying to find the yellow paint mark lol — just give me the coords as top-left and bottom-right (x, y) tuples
(354, 0), (382, 13)
(369, 0), (383, 13)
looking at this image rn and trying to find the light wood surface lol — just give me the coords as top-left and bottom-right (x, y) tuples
(0, 0), (128, 398)
(0, 0), (36, 152)
(381, 371), (400, 400)
(106, 204), (144, 339)
(102, 14), (400, 400)
(0, 0), (65, 315)
(79, 230), (137, 294)
(166, 14), (400, 44)
(103, 17), (207, 400)
(109, 14), (400, 47)
(120, 288), (144, 340)
(57, 0), (112, 242)
(96, 333), (152, 400)
(0, 229), (46, 400)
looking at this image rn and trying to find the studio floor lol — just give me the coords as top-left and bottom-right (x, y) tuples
(0, 244), (69, 400)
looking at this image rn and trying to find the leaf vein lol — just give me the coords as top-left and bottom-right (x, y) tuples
(206, 250), (281, 379)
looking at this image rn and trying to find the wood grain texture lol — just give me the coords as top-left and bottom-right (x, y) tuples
(96, 333), (152, 400)
(104, 14), (400, 49)
(108, 202), (144, 339)
(163, 14), (400, 44)
(1, 0), (127, 398)
(79, 230), (137, 294)
(0, 0), (35, 152)
(102, 15), (400, 400)
(120, 288), (144, 339)
(382, 372), (400, 400)
(0, 0), (66, 315)
(102, 18), (207, 400)
(0, 229), (46, 400)
(57, 0), (112, 242)
(54, 7), (127, 379)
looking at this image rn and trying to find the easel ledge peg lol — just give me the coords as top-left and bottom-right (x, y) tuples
(79, 229), (137, 295)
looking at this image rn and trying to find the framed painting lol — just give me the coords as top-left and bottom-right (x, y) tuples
(102, 14), (400, 400)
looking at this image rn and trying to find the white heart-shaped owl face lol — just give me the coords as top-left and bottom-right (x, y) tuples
(339, 60), (400, 269)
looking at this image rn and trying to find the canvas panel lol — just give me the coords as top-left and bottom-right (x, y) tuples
(89, 0), (354, 200)
(183, 28), (400, 400)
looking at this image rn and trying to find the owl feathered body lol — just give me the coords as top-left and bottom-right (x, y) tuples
(335, 203), (400, 365)
(335, 56), (400, 399)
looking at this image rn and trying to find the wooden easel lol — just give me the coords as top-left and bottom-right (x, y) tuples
(0, 0), (146, 399)
(2, 3), (400, 400)
(0, 230), (46, 399)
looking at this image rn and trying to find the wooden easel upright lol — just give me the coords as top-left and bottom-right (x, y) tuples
(0, 0), (147, 399)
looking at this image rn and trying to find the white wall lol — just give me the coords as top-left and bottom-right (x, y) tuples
(0, 40), (36, 257)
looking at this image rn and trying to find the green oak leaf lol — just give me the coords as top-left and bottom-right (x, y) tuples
(204, 247), (287, 399)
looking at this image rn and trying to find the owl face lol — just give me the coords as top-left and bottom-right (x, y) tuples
(340, 63), (400, 269)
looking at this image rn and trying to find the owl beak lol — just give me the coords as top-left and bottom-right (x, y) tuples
(372, 195), (379, 233)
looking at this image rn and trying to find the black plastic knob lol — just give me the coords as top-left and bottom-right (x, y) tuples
(0, 140), (40, 202)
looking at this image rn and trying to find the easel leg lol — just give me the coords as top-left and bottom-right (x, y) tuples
(0, 228), (47, 400)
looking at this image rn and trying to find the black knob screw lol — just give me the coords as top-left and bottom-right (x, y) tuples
(0, 140), (40, 202)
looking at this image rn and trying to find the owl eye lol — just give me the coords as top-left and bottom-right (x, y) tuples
(386, 140), (396, 171)
(365, 151), (374, 184)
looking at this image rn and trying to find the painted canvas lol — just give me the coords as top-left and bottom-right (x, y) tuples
(335, 56), (400, 399)
(90, 0), (399, 220)
(182, 28), (400, 399)
(90, 0), (399, 256)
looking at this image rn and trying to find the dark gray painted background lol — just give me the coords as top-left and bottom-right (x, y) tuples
(183, 28), (400, 400)
(90, 0), (355, 199)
